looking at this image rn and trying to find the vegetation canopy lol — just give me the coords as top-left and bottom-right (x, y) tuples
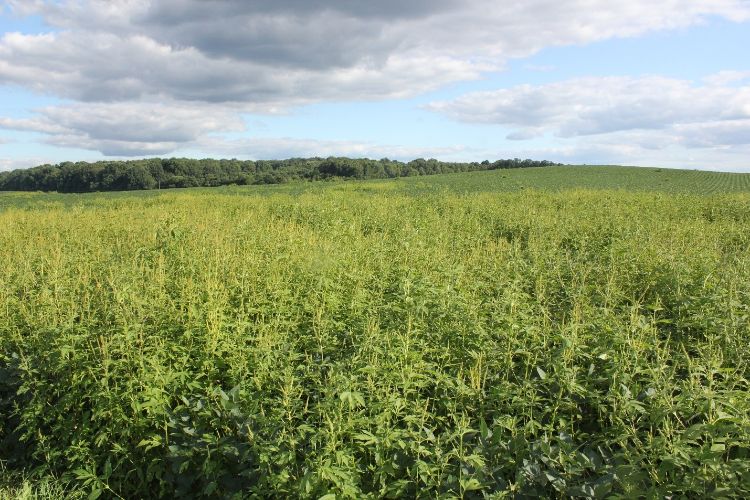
(1, 167), (750, 498)
(0, 157), (559, 193)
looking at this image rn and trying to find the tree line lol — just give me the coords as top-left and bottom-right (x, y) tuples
(0, 157), (561, 193)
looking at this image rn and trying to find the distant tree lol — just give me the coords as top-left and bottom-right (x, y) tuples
(0, 156), (561, 192)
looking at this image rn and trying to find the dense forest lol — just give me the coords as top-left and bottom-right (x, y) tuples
(0, 157), (560, 193)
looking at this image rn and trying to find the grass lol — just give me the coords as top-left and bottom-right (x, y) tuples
(1, 165), (750, 498)
(2, 165), (750, 211)
(370, 165), (750, 195)
(0, 470), (81, 500)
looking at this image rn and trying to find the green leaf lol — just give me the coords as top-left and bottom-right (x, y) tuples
(460, 478), (483, 491)
(354, 432), (378, 446)
(479, 418), (490, 440)
(73, 469), (94, 480)
(204, 481), (218, 495)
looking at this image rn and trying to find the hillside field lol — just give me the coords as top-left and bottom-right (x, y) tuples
(2, 165), (750, 498)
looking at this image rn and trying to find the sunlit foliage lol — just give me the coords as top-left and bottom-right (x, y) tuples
(2, 168), (750, 498)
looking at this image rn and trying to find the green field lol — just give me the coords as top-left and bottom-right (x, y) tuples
(2, 165), (750, 498)
(2, 166), (750, 211)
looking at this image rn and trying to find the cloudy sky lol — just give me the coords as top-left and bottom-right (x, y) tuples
(1, 0), (750, 172)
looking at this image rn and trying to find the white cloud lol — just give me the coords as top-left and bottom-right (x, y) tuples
(2, 1), (750, 159)
(0, 101), (468, 159)
(575, 142), (750, 171)
(192, 136), (468, 161)
(702, 70), (750, 86)
(427, 75), (750, 149)
(675, 120), (750, 148)
(0, 156), (55, 172)
(473, 139), (750, 171)
(2, 1), (749, 106)
(0, 101), (244, 156)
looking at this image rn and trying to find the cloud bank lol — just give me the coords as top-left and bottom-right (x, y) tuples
(2, 0), (750, 158)
(428, 75), (750, 150)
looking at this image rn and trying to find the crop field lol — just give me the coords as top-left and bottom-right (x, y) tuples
(1, 166), (750, 498)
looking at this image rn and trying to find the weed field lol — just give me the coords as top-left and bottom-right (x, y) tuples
(2, 166), (750, 498)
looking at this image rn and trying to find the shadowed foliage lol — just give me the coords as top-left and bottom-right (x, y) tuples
(0, 157), (558, 193)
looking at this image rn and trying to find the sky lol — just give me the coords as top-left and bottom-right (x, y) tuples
(1, 1), (750, 172)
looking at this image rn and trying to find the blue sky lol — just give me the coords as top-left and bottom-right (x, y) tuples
(1, 1), (750, 171)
